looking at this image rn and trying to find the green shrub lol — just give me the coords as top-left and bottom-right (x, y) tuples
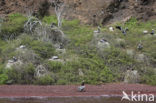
(0, 74), (8, 84)
(42, 15), (57, 25)
(141, 68), (156, 85)
(0, 13), (27, 39)
(7, 63), (35, 84)
(63, 19), (80, 29)
(45, 61), (63, 73)
(99, 67), (114, 83)
(35, 75), (55, 85)
(21, 36), (56, 58)
(0, 65), (8, 84)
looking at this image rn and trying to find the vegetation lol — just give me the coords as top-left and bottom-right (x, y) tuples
(0, 13), (27, 39)
(0, 14), (156, 85)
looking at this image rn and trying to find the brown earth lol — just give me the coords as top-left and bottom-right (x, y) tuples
(0, 83), (156, 97)
(0, 0), (156, 25)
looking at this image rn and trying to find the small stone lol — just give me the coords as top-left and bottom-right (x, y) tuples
(143, 30), (148, 34)
(109, 27), (114, 32)
(136, 54), (145, 62)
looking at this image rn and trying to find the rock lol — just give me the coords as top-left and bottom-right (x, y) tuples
(16, 45), (26, 51)
(49, 56), (64, 62)
(126, 49), (135, 58)
(124, 70), (140, 83)
(52, 56), (59, 60)
(143, 30), (148, 34)
(56, 48), (66, 54)
(136, 54), (145, 62)
(19, 45), (26, 49)
(116, 38), (125, 43)
(97, 38), (110, 49)
(78, 68), (84, 76)
(35, 65), (47, 78)
(109, 27), (114, 32)
(6, 60), (23, 69)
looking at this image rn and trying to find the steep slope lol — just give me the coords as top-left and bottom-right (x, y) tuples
(0, 0), (156, 24)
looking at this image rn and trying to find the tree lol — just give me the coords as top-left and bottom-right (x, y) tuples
(52, 0), (66, 28)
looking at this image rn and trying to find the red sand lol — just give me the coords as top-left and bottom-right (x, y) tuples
(0, 83), (156, 97)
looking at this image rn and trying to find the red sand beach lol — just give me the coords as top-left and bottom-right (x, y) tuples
(0, 83), (156, 97)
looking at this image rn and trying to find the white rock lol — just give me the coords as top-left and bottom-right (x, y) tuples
(136, 54), (145, 62)
(109, 27), (114, 32)
(19, 45), (26, 49)
(78, 69), (84, 76)
(143, 30), (148, 34)
(126, 49), (134, 58)
(52, 56), (59, 60)
(6, 60), (23, 69)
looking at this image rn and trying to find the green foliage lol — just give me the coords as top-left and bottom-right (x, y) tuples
(35, 75), (55, 85)
(141, 68), (156, 85)
(45, 61), (63, 73)
(64, 25), (93, 47)
(42, 15), (57, 25)
(0, 65), (8, 84)
(7, 63), (35, 84)
(63, 19), (80, 28)
(0, 13), (27, 39)
(0, 14), (156, 85)
(21, 36), (56, 58)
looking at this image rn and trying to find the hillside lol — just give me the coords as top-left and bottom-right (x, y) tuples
(0, 0), (156, 24)
(0, 0), (156, 86)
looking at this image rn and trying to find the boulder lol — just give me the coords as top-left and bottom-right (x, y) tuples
(6, 60), (23, 69)
(143, 30), (148, 34)
(126, 49), (135, 58)
(97, 38), (110, 49)
(109, 27), (114, 32)
(136, 53), (146, 62)
(124, 70), (140, 83)
(78, 68), (84, 76)
(49, 56), (64, 63)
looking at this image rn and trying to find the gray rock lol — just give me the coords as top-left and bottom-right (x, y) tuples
(124, 70), (140, 83)
(56, 48), (66, 54)
(49, 56), (64, 63)
(136, 54), (145, 62)
(97, 38), (110, 49)
(109, 27), (114, 32)
(126, 49), (134, 58)
(143, 30), (148, 34)
(78, 68), (84, 76)
(6, 60), (23, 69)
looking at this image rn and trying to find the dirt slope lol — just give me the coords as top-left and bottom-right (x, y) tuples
(0, 0), (156, 24)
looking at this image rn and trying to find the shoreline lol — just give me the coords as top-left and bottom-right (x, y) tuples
(0, 83), (156, 98)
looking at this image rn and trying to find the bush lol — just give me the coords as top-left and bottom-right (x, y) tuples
(7, 63), (35, 84)
(0, 65), (8, 84)
(42, 15), (57, 25)
(21, 36), (56, 58)
(45, 61), (63, 73)
(141, 68), (156, 85)
(0, 13), (27, 39)
(35, 75), (55, 85)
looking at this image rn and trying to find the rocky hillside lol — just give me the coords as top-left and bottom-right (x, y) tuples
(0, 0), (156, 86)
(0, 0), (156, 24)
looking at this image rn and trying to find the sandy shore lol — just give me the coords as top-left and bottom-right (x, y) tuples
(0, 83), (156, 97)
